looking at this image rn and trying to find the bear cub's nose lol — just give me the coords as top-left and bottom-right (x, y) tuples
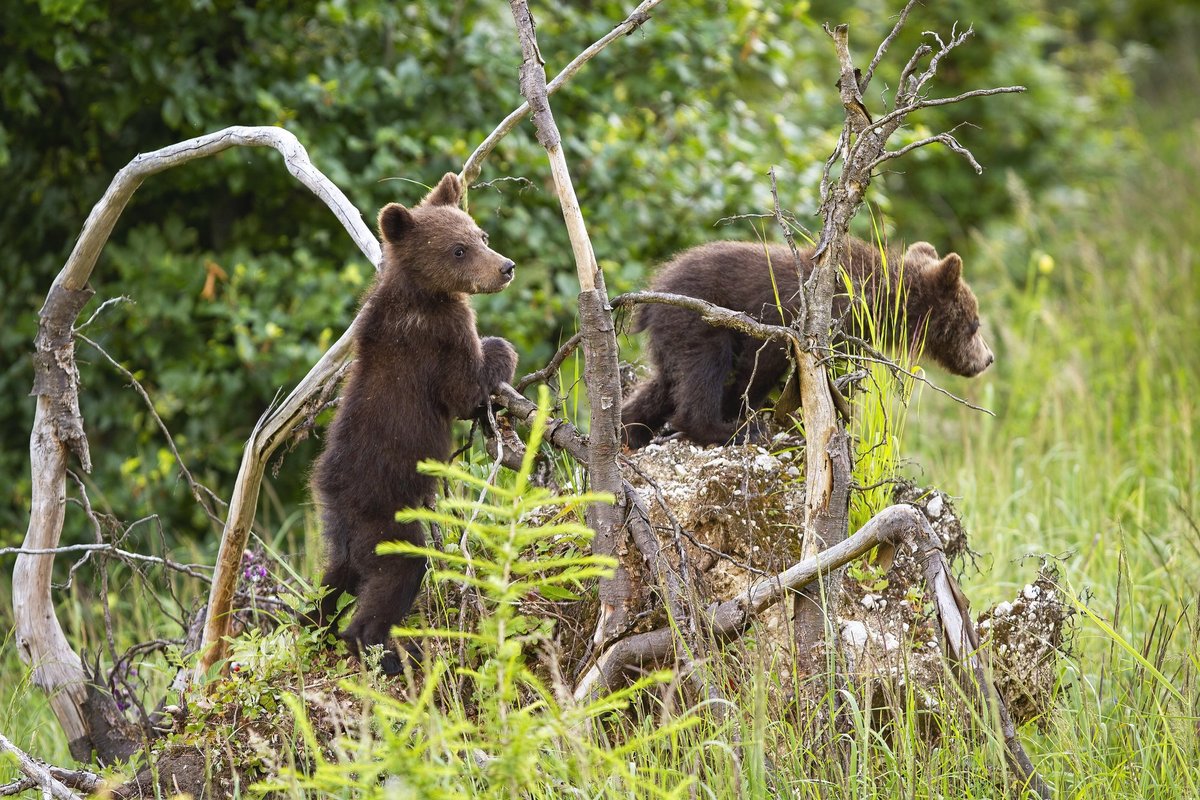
(500, 260), (516, 278)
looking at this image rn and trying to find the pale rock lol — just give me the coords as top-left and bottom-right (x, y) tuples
(841, 621), (870, 652)
(926, 493), (944, 519)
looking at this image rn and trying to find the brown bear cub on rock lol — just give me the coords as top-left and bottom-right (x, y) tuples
(311, 173), (517, 674)
(622, 238), (993, 449)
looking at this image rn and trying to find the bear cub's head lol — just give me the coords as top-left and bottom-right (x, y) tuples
(901, 242), (994, 378)
(377, 172), (515, 296)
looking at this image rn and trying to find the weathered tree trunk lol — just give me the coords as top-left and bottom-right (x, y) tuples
(788, 8), (1024, 689)
(508, 0), (638, 645)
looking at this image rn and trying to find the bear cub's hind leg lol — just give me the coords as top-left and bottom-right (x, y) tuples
(666, 333), (739, 446)
(339, 552), (428, 676)
(621, 375), (674, 449)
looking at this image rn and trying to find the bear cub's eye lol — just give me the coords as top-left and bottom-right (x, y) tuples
(968, 319), (981, 334)
(480, 231), (489, 246)
(454, 245), (467, 259)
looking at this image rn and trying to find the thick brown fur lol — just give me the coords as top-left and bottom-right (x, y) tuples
(622, 238), (993, 449)
(311, 173), (517, 673)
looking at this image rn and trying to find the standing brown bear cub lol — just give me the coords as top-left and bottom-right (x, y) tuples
(312, 173), (517, 674)
(622, 238), (993, 449)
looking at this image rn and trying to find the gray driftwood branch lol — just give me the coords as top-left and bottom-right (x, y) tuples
(19, 125), (377, 759)
(0, 730), (101, 799)
(568, 501), (1048, 796)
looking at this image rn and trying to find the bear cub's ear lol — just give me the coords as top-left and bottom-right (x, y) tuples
(935, 253), (963, 288)
(903, 241), (940, 264)
(421, 172), (463, 208)
(378, 203), (415, 244)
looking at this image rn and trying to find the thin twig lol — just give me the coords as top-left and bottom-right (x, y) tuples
(515, 331), (583, 392)
(862, 0), (921, 91)
(769, 167), (808, 301)
(73, 295), (133, 333)
(818, 341), (994, 416)
(0, 543), (214, 581)
(612, 291), (801, 347)
(75, 331), (226, 529)
(865, 85), (1027, 141)
(870, 126), (983, 174)
(470, 175), (536, 193)
(897, 44), (934, 101)
(912, 24), (973, 97)
(66, 473), (120, 682)
(461, 0), (666, 186)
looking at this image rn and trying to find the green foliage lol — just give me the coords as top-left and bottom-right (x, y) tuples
(0, 0), (1169, 544)
(904, 93), (1200, 797)
(259, 388), (698, 798)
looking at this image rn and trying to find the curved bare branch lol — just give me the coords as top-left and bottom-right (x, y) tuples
(18, 125), (378, 756)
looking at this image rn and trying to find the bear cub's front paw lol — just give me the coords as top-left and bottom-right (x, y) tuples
(481, 336), (518, 390)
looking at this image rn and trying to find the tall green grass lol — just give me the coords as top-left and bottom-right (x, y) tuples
(905, 118), (1200, 793)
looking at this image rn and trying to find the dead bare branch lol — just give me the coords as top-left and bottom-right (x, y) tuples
(897, 44), (934, 101)
(862, 0), (921, 91)
(1, 543), (213, 581)
(612, 291), (801, 346)
(461, 0), (665, 187)
(769, 167), (808, 295)
(515, 331), (584, 392)
(868, 85), (1029, 144)
(0, 730), (95, 799)
(510, 0), (633, 649)
(870, 128), (983, 174)
(912, 24), (973, 97)
(73, 295), (133, 333)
